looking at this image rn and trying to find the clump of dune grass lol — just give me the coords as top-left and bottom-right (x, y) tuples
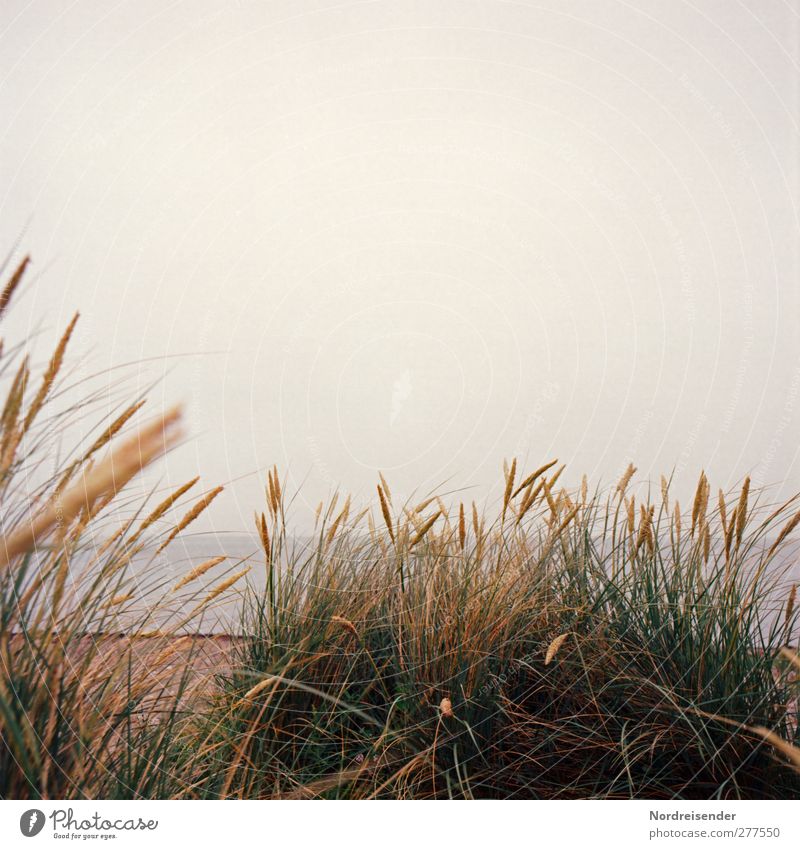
(0, 254), (241, 799)
(187, 463), (800, 799)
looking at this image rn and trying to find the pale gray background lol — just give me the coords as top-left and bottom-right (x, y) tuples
(1, 0), (799, 532)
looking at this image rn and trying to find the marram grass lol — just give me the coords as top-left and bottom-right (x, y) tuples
(1, 254), (799, 799)
(0, 256), (237, 798)
(185, 467), (800, 799)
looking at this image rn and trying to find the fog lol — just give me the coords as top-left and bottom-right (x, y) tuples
(1, 0), (798, 531)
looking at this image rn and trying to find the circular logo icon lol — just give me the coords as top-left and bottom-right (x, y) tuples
(19, 810), (45, 837)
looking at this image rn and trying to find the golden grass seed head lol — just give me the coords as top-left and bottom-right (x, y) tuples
(545, 632), (570, 665)
(331, 615), (359, 638)
(512, 458), (558, 499)
(155, 485), (224, 555)
(377, 484), (395, 545)
(736, 476), (750, 544)
(718, 488), (728, 535)
(378, 472), (392, 503)
(616, 463), (636, 495)
(0, 255), (29, 318)
(544, 480), (558, 516)
(502, 457), (517, 518)
(172, 555), (227, 592)
(768, 508), (800, 558)
(410, 510), (441, 547)
(785, 584), (797, 628)
(137, 476), (200, 536)
(23, 312), (78, 433)
(191, 567), (250, 614)
(547, 464), (566, 491)
(106, 593), (135, 607)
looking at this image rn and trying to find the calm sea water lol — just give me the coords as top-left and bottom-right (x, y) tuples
(76, 532), (800, 635)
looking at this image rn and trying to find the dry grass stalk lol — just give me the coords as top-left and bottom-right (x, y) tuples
(699, 477), (709, 524)
(239, 675), (279, 705)
(266, 467), (282, 516)
(0, 357), (28, 472)
(718, 489), (728, 536)
(152, 635), (193, 667)
(768, 508), (800, 558)
(626, 496), (636, 533)
(543, 480), (558, 516)
(52, 400), (150, 496)
(155, 485), (224, 555)
(414, 497), (436, 514)
(23, 312), (78, 432)
(190, 567), (250, 615)
(545, 632), (570, 665)
(516, 478), (535, 516)
(458, 503), (466, 550)
(325, 497), (351, 547)
(0, 407), (183, 568)
(351, 507), (369, 527)
(636, 504), (653, 553)
(281, 765), (371, 800)
(378, 472), (392, 503)
(691, 473), (703, 533)
(172, 556), (227, 592)
(472, 501), (480, 538)
(553, 503), (580, 540)
(92, 517), (136, 561)
(512, 458), (558, 498)
(271, 466), (282, 509)
(517, 479), (544, 524)
(137, 476), (199, 535)
(267, 472), (276, 515)
(377, 484), (395, 544)
(404, 507), (424, 534)
(257, 512), (270, 561)
(750, 727), (800, 771)
(785, 585), (797, 629)
(502, 457), (516, 518)
(724, 506), (737, 563)
(735, 476), (750, 548)
(547, 464), (565, 491)
(616, 463), (636, 495)
(691, 471), (709, 537)
(106, 593), (134, 607)
(0, 255), (29, 318)
(331, 615), (359, 638)
(77, 400), (148, 469)
(410, 510), (441, 547)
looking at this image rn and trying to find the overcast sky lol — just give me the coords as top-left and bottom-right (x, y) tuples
(1, 0), (799, 532)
